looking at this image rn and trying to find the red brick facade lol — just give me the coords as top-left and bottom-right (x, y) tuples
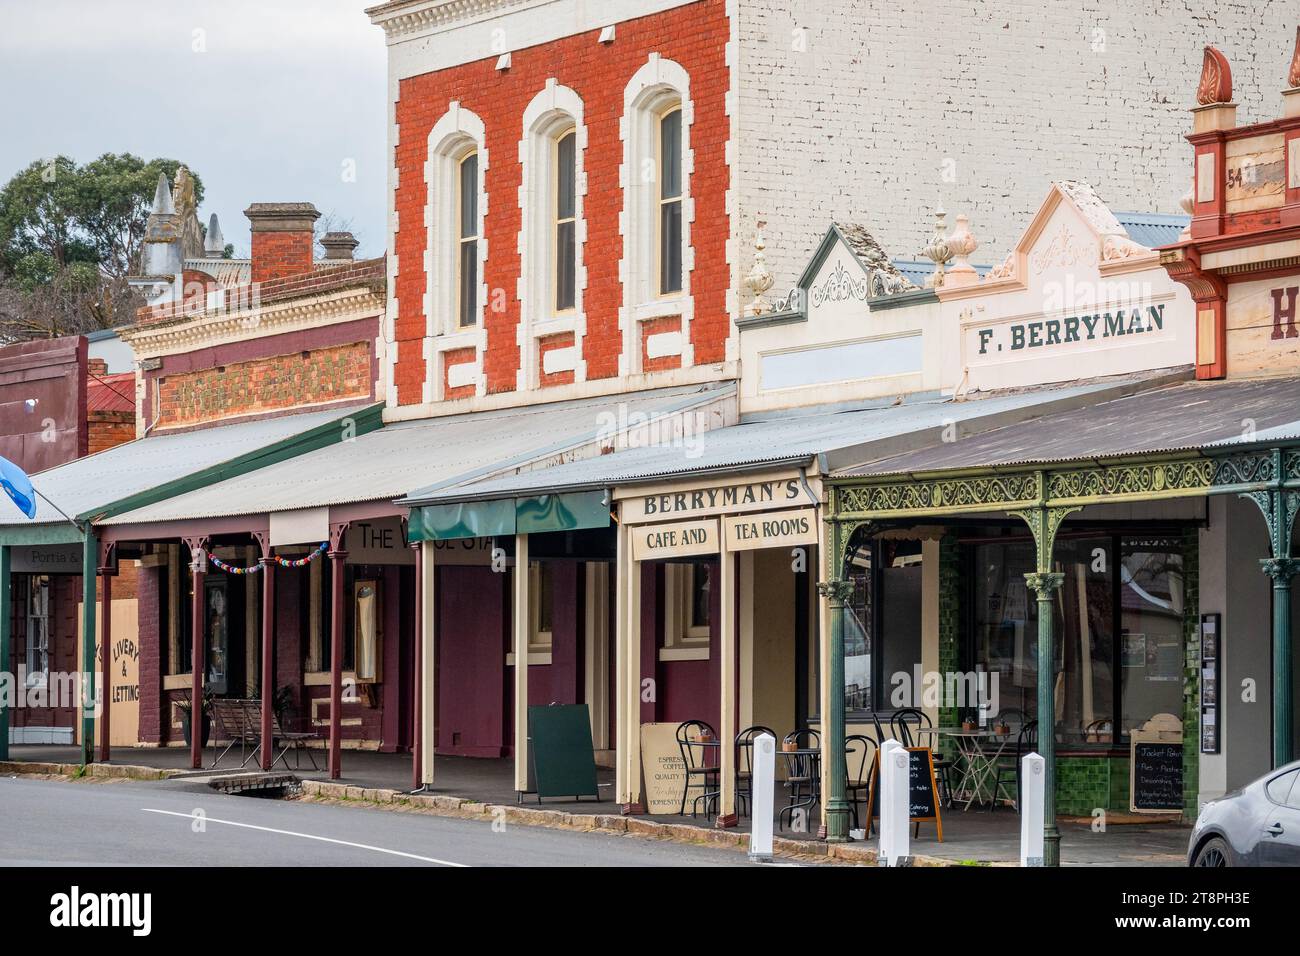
(250, 230), (314, 284)
(391, 0), (730, 404)
(157, 341), (373, 427)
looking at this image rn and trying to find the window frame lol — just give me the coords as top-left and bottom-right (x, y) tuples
(455, 149), (480, 330)
(659, 561), (712, 662)
(25, 574), (50, 688)
(655, 103), (684, 299)
(552, 128), (577, 316)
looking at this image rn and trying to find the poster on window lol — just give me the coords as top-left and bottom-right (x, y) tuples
(1147, 639), (1182, 682)
(1122, 632), (1147, 668)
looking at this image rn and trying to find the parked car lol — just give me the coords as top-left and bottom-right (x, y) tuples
(1188, 759), (1300, 866)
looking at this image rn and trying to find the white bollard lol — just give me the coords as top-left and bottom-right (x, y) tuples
(878, 738), (910, 867)
(1020, 751), (1045, 867)
(748, 733), (776, 862)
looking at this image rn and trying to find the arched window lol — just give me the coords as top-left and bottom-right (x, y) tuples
(656, 105), (683, 296)
(621, 55), (693, 373)
(456, 150), (480, 327)
(554, 129), (577, 312)
(426, 102), (487, 340)
(519, 81), (586, 388)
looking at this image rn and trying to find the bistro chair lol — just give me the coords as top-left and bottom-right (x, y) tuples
(845, 733), (878, 834)
(777, 729), (821, 831)
(1085, 718), (1114, 744)
(890, 708), (954, 808)
(989, 720), (1037, 811)
(735, 725), (775, 819)
(676, 720), (721, 818)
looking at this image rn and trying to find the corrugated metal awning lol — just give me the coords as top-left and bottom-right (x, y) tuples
(102, 383), (733, 526)
(833, 375), (1300, 478)
(0, 403), (381, 536)
(404, 372), (1183, 506)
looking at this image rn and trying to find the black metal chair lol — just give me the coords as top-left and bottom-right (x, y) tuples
(735, 725), (775, 818)
(990, 720), (1038, 811)
(676, 720), (720, 818)
(777, 729), (821, 831)
(845, 733), (877, 833)
(891, 708), (955, 809)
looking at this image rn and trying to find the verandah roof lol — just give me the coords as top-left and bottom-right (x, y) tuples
(400, 372), (1183, 507)
(99, 383), (734, 529)
(832, 375), (1300, 479)
(0, 402), (381, 545)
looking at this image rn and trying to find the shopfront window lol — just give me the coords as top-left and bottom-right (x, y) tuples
(843, 538), (923, 715)
(1119, 538), (1186, 735)
(968, 532), (1185, 745)
(26, 575), (50, 687)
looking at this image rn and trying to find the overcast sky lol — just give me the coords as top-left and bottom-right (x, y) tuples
(0, 0), (387, 258)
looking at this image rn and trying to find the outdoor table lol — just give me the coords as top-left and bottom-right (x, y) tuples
(920, 727), (1010, 810)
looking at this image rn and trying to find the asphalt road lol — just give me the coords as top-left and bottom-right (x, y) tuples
(0, 777), (758, 867)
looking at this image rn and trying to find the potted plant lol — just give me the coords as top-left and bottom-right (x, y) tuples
(176, 690), (213, 747)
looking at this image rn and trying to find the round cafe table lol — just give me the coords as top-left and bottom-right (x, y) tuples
(918, 727), (1010, 810)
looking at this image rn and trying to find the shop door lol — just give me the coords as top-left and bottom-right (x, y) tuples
(436, 565), (506, 757)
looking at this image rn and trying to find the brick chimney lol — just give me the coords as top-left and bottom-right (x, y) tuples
(245, 202), (320, 283)
(320, 231), (359, 261)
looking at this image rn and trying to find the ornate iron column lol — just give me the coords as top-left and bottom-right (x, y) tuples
(1239, 448), (1300, 768)
(817, 576), (855, 842)
(1012, 496), (1078, 868)
(1262, 556), (1299, 767)
(1024, 570), (1065, 865)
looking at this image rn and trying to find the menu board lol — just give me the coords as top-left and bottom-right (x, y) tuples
(1131, 742), (1184, 812)
(866, 747), (943, 841)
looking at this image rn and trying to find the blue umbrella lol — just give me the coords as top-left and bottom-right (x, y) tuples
(0, 454), (37, 519)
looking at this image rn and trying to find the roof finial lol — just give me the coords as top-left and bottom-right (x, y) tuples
(150, 172), (175, 216)
(744, 221), (774, 317)
(204, 213), (225, 258)
(944, 214), (979, 287)
(1197, 46), (1233, 105)
(920, 207), (952, 289)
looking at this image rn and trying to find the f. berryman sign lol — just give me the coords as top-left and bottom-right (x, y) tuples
(974, 303), (1167, 356)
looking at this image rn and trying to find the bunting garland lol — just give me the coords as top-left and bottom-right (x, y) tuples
(204, 542), (329, 575)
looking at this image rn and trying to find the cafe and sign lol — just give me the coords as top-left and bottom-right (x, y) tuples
(613, 470), (822, 826)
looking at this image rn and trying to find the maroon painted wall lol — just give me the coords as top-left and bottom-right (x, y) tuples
(0, 335), (87, 474)
(647, 559), (723, 735)
(137, 562), (163, 743)
(437, 565), (508, 757)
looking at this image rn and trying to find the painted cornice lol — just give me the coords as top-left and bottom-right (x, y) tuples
(120, 286), (385, 361)
(366, 0), (540, 39)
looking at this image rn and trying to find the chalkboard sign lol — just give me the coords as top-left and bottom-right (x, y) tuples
(526, 704), (599, 802)
(866, 747), (943, 841)
(1131, 742), (1183, 813)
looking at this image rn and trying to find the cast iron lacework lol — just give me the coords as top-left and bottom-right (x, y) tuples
(839, 473), (1039, 515)
(1212, 452), (1276, 487)
(1047, 459), (1213, 501)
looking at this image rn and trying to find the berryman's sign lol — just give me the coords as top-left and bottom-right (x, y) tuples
(974, 303), (1167, 356)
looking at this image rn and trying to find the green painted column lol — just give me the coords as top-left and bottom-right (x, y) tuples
(818, 578), (854, 843)
(1262, 558), (1299, 768)
(81, 529), (97, 767)
(1025, 571), (1064, 867)
(0, 544), (10, 762)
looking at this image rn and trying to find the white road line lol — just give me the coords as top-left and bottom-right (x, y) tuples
(141, 808), (468, 866)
